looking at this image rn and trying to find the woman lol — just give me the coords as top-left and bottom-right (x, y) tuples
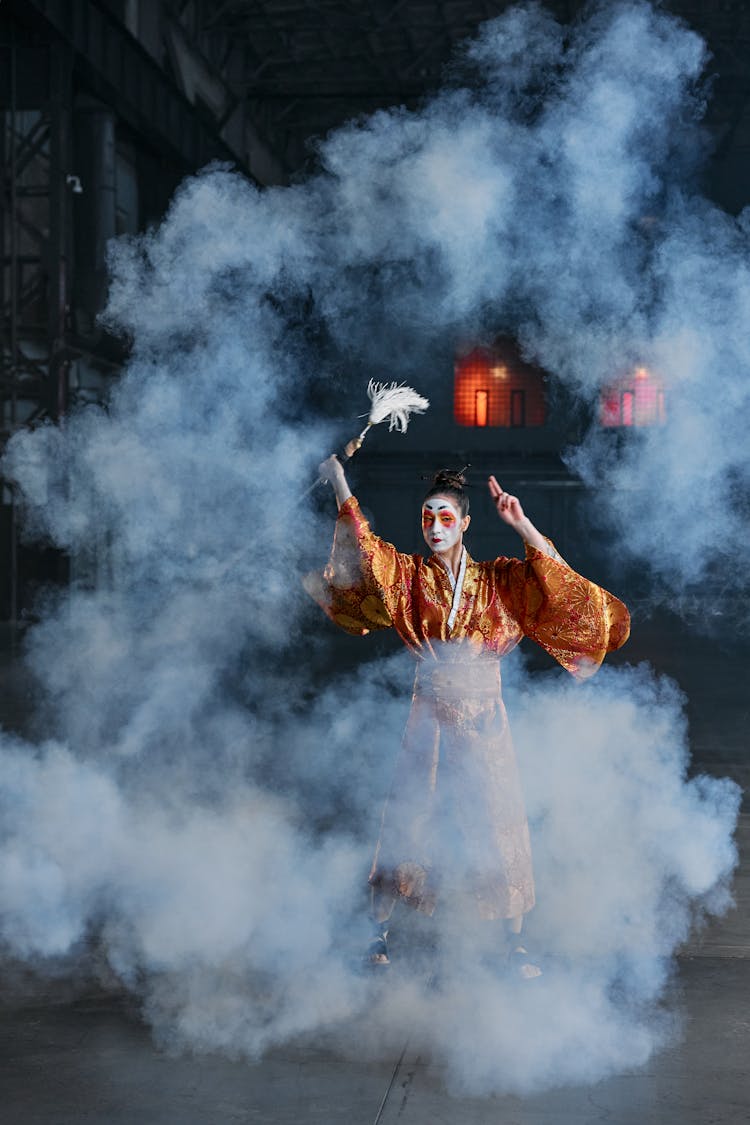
(306, 457), (630, 976)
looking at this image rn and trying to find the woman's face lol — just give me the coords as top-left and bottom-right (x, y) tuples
(421, 495), (467, 553)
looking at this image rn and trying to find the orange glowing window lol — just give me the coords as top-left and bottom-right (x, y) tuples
(454, 345), (546, 428)
(600, 368), (666, 427)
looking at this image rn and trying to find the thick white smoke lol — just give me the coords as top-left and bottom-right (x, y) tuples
(0, 0), (742, 1096)
(0, 656), (738, 1092)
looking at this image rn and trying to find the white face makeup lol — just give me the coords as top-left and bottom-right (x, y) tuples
(422, 496), (463, 553)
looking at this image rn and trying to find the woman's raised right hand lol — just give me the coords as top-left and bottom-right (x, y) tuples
(318, 454), (344, 482)
(318, 454), (352, 509)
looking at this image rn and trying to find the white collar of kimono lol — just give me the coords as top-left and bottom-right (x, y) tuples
(438, 546), (467, 632)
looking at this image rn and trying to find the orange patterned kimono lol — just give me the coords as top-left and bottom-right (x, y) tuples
(307, 497), (630, 920)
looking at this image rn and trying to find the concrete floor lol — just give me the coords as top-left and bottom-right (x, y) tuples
(1, 619), (748, 1123)
(0, 945), (748, 1124)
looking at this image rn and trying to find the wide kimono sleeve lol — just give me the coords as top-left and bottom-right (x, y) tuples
(303, 496), (416, 637)
(496, 540), (631, 679)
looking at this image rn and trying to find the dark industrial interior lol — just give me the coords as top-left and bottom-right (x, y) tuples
(1, 2), (749, 1122)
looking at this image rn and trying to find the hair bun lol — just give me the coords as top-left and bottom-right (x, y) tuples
(422, 464), (471, 517)
(431, 467), (468, 491)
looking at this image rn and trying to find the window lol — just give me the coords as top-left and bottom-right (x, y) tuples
(454, 346), (546, 428)
(475, 389), (489, 426)
(600, 368), (666, 427)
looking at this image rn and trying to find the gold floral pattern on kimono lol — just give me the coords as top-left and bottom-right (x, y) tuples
(305, 497), (630, 920)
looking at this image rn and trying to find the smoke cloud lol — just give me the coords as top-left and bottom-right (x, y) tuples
(0, 0), (743, 1097)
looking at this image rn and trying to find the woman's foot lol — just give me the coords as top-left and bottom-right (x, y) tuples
(366, 922), (390, 966)
(508, 943), (542, 979)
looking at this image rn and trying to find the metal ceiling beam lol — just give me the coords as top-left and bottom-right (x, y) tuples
(242, 84), (429, 97)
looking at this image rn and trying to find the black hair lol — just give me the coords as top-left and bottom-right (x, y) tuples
(422, 468), (470, 517)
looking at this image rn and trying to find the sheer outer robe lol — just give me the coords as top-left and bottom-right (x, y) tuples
(306, 497), (630, 918)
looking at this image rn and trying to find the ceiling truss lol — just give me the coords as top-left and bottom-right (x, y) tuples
(168, 0), (750, 178)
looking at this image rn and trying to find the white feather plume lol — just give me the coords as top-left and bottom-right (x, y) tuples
(365, 380), (430, 433)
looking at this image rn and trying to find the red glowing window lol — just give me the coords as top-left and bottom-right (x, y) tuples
(622, 390), (634, 427)
(454, 345), (546, 428)
(600, 368), (666, 427)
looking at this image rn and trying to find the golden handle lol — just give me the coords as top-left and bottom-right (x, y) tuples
(340, 435), (364, 461)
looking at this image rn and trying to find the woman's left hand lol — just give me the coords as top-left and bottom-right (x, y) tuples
(488, 475), (525, 529)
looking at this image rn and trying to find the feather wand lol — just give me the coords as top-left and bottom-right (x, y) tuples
(203, 382), (430, 584)
(308, 380), (430, 495)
